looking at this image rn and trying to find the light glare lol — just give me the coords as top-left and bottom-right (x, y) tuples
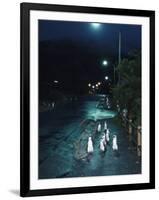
(91, 23), (101, 29)
(102, 60), (108, 66)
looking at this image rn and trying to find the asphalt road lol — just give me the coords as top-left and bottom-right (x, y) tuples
(39, 95), (141, 179)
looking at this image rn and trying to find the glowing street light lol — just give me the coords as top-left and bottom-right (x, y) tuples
(91, 23), (101, 29)
(92, 85), (95, 89)
(97, 82), (101, 86)
(105, 76), (109, 80)
(88, 83), (91, 87)
(102, 60), (108, 66)
(54, 80), (58, 83)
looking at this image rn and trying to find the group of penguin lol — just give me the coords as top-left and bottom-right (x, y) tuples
(87, 121), (118, 154)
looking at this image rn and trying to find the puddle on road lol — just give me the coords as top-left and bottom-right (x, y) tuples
(86, 108), (117, 121)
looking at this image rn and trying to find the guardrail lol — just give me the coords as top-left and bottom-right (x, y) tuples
(119, 112), (141, 157)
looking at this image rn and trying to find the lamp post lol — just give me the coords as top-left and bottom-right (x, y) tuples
(113, 64), (116, 85)
(118, 31), (121, 85)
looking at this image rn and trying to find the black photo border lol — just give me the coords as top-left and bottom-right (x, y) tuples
(20, 2), (155, 197)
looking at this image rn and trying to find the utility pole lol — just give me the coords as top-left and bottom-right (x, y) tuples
(118, 31), (121, 85)
(113, 64), (116, 85)
(118, 31), (121, 64)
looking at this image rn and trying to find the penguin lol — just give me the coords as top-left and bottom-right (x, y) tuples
(102, 134), (107, 146)
(104, 121), (107, 130)
(112, 135), (118, 151)
(106, 129), (110, 143)
(97, 122), (102, 132)
(100, 139), (105, 152)
(87, 137), (94, 153)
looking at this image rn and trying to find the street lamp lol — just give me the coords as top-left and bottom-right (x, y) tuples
(88, 83), (91, 87)
(102, 60), (108, 66)
(105, 76), (109, 80)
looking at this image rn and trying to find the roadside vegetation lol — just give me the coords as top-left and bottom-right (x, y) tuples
(112, 51), (141, 126)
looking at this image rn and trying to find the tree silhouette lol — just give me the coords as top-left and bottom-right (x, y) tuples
(112, 51), (141, 125)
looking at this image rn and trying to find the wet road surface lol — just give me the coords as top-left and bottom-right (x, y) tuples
(39, 95), (141, 179)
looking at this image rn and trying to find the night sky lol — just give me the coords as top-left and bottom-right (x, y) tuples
(39, 20), (141, 95)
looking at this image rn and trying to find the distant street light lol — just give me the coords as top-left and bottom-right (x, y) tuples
(88, 83), (91, 87)
(98, 82), (101, 85)
(54, 80), (58, 83)
(105, 76), (109, 80)
(92, 85), (95, 89)
(102, 60), (108, 66)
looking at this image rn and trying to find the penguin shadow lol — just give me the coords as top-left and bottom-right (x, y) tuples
(100, 149), (107, 158)
(86, 152), (93, 162)
(113, 150), (120, 158)
(106, 141), (110, 146)
(99, 141), (108, 158)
